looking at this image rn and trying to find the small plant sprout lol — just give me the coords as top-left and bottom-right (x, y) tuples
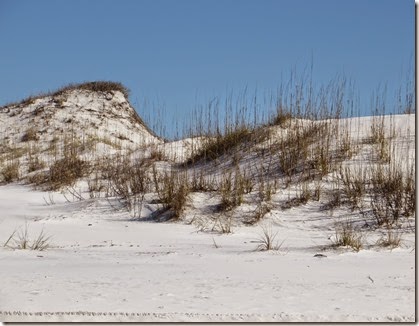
(254, 223), (283, 251)
(3, 224), (51, 251)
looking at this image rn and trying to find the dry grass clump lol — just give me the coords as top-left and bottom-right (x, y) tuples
(4, 225), (51, 251)
(276, 121), (331, 180)
(246, 203), (271, 225)
(189, 169), (217, 192)
(149, 147), (166, 161)
(0, 81), (130, 110)
(45, 132), (90, 189)
(376, 226), (402, 248)
(311, 145), (333, 177)
(370, 164), (415, 225)
(281, 182), (316, 210)
(28, 158), (45, 173)
(1, 161), (20, 183)
(48, 156), (88, 190)
(219, 167), (252, 211)
(257, 176), (276, 202)
(153, 169), (190, 220)
(332, 220), (363, 252)
(368, 115), (386, 145)
(271, 110), (292, 127)
(55, 81), (130, 98)
(254, 223), (282, 251)
(186, 126), (253, 164)
(212, 215), (233, 234)
(21, 127), (39, 142)
(1, 94), (41, 109)
(1, 145), (27, 162)
(339, 166), (367, 210)
(28, 154), (45, 173)
(333, 159), (415, 227)
(104, 157), (152, 217)
(106, 158), (150, 198)
(27, 171), (48, 187)
(367, 117), (392, 163)
(337, 130), (354, 160)
(323, 190), (343, 211)
(193, 214), (233, 234)
(364, 103), (396, 163)
(87, 171), (106, 199)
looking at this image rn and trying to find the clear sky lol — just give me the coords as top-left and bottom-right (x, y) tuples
(0, 0), (414, 138)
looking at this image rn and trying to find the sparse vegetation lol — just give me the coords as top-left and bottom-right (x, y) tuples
(186, 126), (253, 164)
(21, 127), (39, 142)
(376, 226), (402, 248)
(253, 223), (282, 251)
(332, 221), (363, 252)
(339, 166), (367, 210)
(370, 164), (415, 226)
(1, 161), (20, 183)
(27, 147), (45, 173)
(45, 132), (90, 190)
(275, 121), (332, 183)
(3, 225), (51, 251)
(154, 169), (190, 220)
(48, 156), (88, 190)
(149, 147), (166, 161)
(338, 129), (354, 159)
(0, 81), (130, 110)
(219, 167), (251, 211)
(246, 203), (271, 225)
(28, 157), (45, 173)
(271, 110), (292, 127)
(58, 81), (130, 98)
(212, 214), (233, 234)
(257, 173), (276, 202)
(27, 171), (48, 187)
(0, 72), (414, 247)
(189, 169), (217, 192)
(105, 156), (152, 217)
(193, 214), (233, 234)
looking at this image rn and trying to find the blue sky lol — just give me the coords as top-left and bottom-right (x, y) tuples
(0, 0), (414, 138)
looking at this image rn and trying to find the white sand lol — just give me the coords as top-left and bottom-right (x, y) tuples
(0, 182), (414, 322)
